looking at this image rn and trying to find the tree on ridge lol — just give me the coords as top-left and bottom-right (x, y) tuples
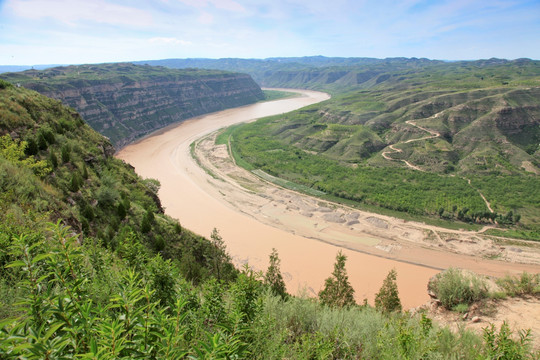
(318, 250), (356, 308)
(264, 248), (288, 299)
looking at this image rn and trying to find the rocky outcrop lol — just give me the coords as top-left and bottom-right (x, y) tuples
(1, 63), (264, 148)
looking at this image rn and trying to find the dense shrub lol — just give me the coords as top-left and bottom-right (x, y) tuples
(496, 272), (540, 296)
(428, 268), (489, 309)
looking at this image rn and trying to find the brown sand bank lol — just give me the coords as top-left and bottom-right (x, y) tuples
(117, 89), (539, 309)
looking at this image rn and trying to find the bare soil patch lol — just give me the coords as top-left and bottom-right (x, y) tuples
(421, 296), (540, 350)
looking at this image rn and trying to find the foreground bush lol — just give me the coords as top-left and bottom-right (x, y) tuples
(496, 272), (540, 297)
(2, 224), (539, 359)
(428, 268), (489, 309)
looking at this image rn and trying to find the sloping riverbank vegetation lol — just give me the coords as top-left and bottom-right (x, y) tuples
(1, 73), (539, 358)
(224, 59), (540, 239)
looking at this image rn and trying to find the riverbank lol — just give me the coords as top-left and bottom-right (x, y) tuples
(117, 89), (539, 309)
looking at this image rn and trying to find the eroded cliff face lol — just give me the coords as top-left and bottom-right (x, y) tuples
(2, 64), (264, 148)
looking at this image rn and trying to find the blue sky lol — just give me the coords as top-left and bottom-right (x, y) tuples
(0, 0), (539, 65)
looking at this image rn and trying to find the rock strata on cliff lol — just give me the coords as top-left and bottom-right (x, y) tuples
(1, 63), (264, 148)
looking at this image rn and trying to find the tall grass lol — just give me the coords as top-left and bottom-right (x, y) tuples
(428, 268), (489, 309)
(496, 272), (540, 296)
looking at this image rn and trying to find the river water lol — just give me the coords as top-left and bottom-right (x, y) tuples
(116, 89), (439, 308)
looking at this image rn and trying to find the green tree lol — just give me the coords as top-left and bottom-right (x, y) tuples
(81, 203), (95, 221)
(141, 215), (152, 233)
(209, 228), (230, 280)
(69, 171), (83, 192)
(24, 137), (38, 156)
(318, 251), (356, 308)
(264, 248), (287, 299)
(49, 149), (58, 169)
(61, 144), (70, 163)
(117, 202), (127, 220)
(81, 164), (89, 179)
(37, 132), (47, 150)
(375, 269), (402, 313)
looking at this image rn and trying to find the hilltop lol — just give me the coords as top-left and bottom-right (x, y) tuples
(0, 63), (264, 148)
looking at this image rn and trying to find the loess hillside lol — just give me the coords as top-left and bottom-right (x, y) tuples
(0, 78), (236, 285)
(1, 72), (539, 359)
(224, 58), (540, 237)
(0, 63), (264, 148)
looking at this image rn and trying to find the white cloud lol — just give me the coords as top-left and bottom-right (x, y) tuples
(5, 0), (153, 27)
(178, 0), (246, 12)
(149, 37), (192, 45)
(198, 11), (214, 24)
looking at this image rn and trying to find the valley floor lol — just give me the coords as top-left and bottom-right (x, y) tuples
(193, 131), (540, 272)
(117, 88), (539, 310)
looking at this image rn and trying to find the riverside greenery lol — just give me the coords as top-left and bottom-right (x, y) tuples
(1, 78), (539, 359)
(223, 59), (540, 239)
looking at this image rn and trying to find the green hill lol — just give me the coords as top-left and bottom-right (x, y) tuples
(1, 63), (264, 148)
(225, 59), (540, 238)
(1, 77), (538, 359)
(0, 78), (237, 284)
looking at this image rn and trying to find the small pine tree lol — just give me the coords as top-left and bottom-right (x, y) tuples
(25, 137), (38, 156)
(38, 133), (47, 150)
(318, 251), (356, 308)
(145, 208), (155, 224)
(81, 203), (94, 221)
(141, 215), (151, 233)
(174, 222), (182, 234)
(43, 130), (55, 144)
(209, 228), (230, 280)
(61, 145), (70, 163)
(264, 248), (287, 298)
(81, 164), (89, 179)
(117, 202), (127, 220)
(69, 171), (83, 192)
(375, 269), (402, 313)
(49, 149), (58, 169)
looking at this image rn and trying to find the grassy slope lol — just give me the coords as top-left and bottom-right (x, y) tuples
(1, 79), (538, 359)
(227, 60), (540, 237)
(0, 79), (236, 284)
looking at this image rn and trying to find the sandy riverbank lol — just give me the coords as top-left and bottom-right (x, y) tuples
(117, 89), (539, 309)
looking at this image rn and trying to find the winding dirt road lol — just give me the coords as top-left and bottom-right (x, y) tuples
(382, 114), (495, 213)
(117, 89), (539, 309)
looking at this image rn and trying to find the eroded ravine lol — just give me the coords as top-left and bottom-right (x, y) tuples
(117, 89), (540, 309)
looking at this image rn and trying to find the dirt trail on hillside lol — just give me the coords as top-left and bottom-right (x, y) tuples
(118, 89), (539, 310)
(382, 113), (495, 213)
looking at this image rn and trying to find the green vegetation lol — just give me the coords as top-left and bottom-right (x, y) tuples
(3, 223), (538, 359)
(496, 272), (540, 296)
(224, 59), (540, 238)
(262, 89), (298, 101)
(375, 269), (403, 313)
(1, 62), (238, 85)
(230, 114), (488, 217)
(1, 63), (264, 148)
(428, 268), (490, 310)
(318, 251), (356, 308)
(0, 83), (237, 285)
(135, 56), (540, 92)
(264, 248), (288, 299)
(1, 74), (539, 358)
